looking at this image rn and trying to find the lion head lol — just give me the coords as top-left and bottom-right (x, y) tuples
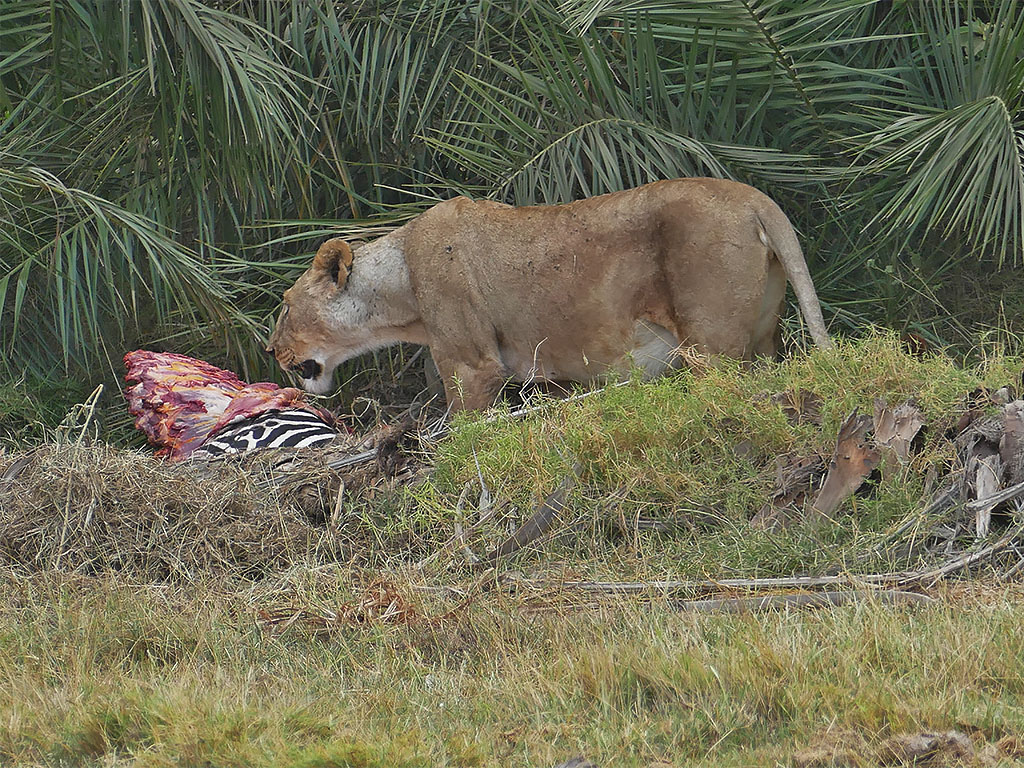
(266, 238), (357, 395)
(266, 235), (426, 395)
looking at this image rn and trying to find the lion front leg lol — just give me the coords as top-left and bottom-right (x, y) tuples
(432, 354), (506, 411)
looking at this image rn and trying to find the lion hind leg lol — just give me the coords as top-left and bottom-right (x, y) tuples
(750, 261), (787, 358)
(662, 240), (778, 361)
(668, 312), (760, 362)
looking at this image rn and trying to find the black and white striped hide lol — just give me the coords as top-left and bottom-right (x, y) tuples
(195, 409), (338, 458)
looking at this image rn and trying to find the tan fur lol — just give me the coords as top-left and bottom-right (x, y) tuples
(267, 178), (831, 409)
(313, 238), (353, 286)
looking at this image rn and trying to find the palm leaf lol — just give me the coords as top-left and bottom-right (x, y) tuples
(0, 157), (235, 372)
(844, 0), (1024, 264)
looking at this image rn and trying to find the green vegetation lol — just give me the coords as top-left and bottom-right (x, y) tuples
(0, 375), (94, 448)
(416, 335), (1018, 579)
(1, 573), (1023, 767)
(2, 0), (1024, 390)
(3, 332), (1024, 766)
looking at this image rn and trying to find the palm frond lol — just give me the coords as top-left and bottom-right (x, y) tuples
(844, 0), (1024, 263)
(3, 0), (1024, 378)
(0, 157), (235, 373)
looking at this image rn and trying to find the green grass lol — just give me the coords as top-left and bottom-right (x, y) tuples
(0, 375), (97, 449)
(1, 573), (1023, 767)
(404, 333), (1022, 581)
(4, 335), (1024, 765)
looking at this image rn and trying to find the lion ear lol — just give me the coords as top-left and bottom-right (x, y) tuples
(312, 238), (354, 289)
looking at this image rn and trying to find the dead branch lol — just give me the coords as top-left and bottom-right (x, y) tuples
(873, 398), (926, 465)
(969, 447), (1001, 538)
(539, 574), (907, 595)
(482, 462), (582, 567)
(1000, 401), (1024, 485)
(670, 590), (934, 613)
(966, 477), (1024, 510)
(751, 453), (825, 529)
(417, 490), (506, 570)
(998, 554), (1024, 582)
(488, 381), (632, 423)
(329, 479), (346, 533)
(551, 759), (597, 768)
(524, 588), (934, 615)
(814, 410), (880, 518)
(898, 516), (1024, 586)
(869, 482), (961, 552)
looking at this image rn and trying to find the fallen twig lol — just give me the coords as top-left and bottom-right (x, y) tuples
(972, 451), (1001, 538)
(524, 588), (935, 614)
(669, 589), (934, 613)
(328, 479), (346, 532)
(550, 526), (1024, 594)
(554, 574), (903, 594)
(997, 554), (1024, 582)
(482, 462), (582, 567)
(869, 483), (961, 552)
(488, 381), (631, 423)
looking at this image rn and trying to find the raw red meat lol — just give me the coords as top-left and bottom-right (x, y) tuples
(124, 351), (333, 461)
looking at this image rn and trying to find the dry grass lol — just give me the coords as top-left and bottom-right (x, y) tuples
(2, 571), (1024, 767)
(0, 433), (431, 582)
(0, 443), (348, 580)
(4, 335), (1024, 765)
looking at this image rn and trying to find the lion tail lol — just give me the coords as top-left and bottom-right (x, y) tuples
(756, 205), (833, 349)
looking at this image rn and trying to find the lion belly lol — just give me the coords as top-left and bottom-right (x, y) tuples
(497, 320), (681, 384)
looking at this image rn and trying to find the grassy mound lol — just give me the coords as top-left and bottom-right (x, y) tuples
(1, 333), (1021, 584)
(421, 334), (1021, 580)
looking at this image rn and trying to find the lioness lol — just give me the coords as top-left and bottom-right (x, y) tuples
(267, 178), (831, 410)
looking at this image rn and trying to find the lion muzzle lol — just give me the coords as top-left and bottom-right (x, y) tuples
(290, 359), (323, 380)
